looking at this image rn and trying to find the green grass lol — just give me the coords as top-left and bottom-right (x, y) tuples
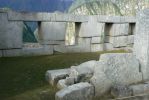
(0, 50), (127, 100)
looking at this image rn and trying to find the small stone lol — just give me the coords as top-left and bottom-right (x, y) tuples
(57, 79), (67, 89)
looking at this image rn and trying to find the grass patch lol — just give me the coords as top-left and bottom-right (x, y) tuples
(0, 50), (127, 100)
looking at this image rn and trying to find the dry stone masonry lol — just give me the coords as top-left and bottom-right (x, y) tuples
(44, 9), (149, 100)
(0, 9), (136, 57)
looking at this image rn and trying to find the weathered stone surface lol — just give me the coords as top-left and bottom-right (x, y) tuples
(127, 35), (134, 45)
(54, 38), (91, 53)
(57, 79), (67, 89)
(39, 40), (65, 45)
(110, 36), (128, 47)
(22, 45), (53, 56)
(130, 83), (149, 95)
(90, 53), (142, 96)
(111, 84), (132, 98)
(91, 37), (103, 44)
(45, 68), (70, 85)
(79, 16), (105, 37)
(0, 13), (23, 49)
(2, 49), (22, 57)
(110, 24), (129, 36)
(133, 9), (149, 81)
(91, 43), (114, 52)
(70, 60), (97, 82)
(55, 82), (94, 100)
(65, 77), (75, 85)
(38, 22), (66, 41)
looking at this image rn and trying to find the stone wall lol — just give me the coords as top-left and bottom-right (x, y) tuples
(0, 10), (136, 57)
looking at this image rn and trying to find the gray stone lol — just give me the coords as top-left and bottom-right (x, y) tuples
(111, 84), (132, 98)
(130, 83), (149, 95)
(55, 82), (94, 100)
(90, 53), (142, 97)
(57, 79), (67, 89)
(38, 22), (66, 41)
(70, 60), (97, 83)
(65, 77), (75, 85)
(3, 49), (22, 57)
(45, 68), (70, 85)
(91, 37), (103, 44)
(0, 50), (2, 57)
(0, 13), (23, 49)
(127, 35), (134, 45)
(22, 45), (53, 56)
(91, 43), (114, 52)
(110, 24), (129, 36)
(133, 9), (149, 81)
(79, 16), (105, 37)
(110, 36), (128, 47)
(39, 40), (65, 45)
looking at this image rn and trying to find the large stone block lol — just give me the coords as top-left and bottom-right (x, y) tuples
(45, 68), (70, 85)
(38, 22), (66, 42)
(91, 37), (103, 44)
(91, 43), (114, 52)
(90, 53), (142, 96)
(70, 60), (97, 82)
(0, 13), (23, 49)
(79, 16), (105, 37)
(130, 83), (149, 95)
(127, 35), (134, 45)
(110, 24), (129, 36)
(22, 45), (53, 56)
(110, 36), (128, 47)
(133, 9), (149, 81)
(55, 82), (94, 100)
(3, 49), (22, 57)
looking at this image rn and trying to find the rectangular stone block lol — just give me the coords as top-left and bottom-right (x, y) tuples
(91, 37), (103, 44)
(127, 35), (134, 45)
(3, 49), (23, 57)
(110, 36), (128, 47)
(0, 13), (23, 49)
(91, 43), (114, 52)
(39, 40), (65, 45)
(110, 24), (129, 36)
(55, 82), (94, 100)
(39, 22), (66, 41)
(79, 16), (105, 37)
(22, 45), (53, 56)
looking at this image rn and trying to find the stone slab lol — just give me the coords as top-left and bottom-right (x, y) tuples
(45, 68), (70, 85)
(22, 45), (53, 56)
(133, 9), (149, 81)
(79, 16), (105, 37)
(91, 37), (103, 44)
(8, 11), (88, 22)
(127, 35), (134, 45)
(55, 82), (94, 100)
(98, 16), (136, 23)
(0, 13), (23, 49)
(39, 40), (65, 45)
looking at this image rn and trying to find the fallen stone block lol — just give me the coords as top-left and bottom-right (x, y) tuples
(45, 68), (70, 85)
(55, 82), (94, 100)
(57, 79), (67, 89)
(111, 84), (132, 98)
(130, 83), (149, 96)
(69, 60), (97, 83)
(90, 53), (142, 97)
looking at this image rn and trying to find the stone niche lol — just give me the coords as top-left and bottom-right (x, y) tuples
(0, 12), (23, 49)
